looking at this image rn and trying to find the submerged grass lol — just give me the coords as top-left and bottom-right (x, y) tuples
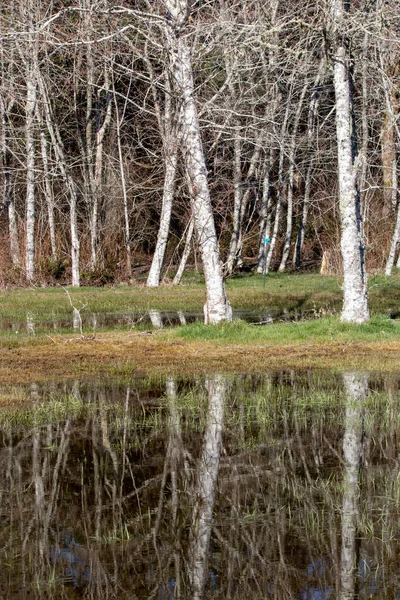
(0, 393), (89, 428)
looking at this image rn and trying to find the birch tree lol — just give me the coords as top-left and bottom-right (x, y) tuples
(331, 0), (369, 323)
(146, 50), (179, 288)
(163, 0), (232, 323)
(23, 5), (37, 282)
(0, 92), (20, 267)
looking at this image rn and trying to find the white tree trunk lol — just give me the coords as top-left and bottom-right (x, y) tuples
(293, 58), (325, 268)
(165, 0), (231, 324)
(256, 151), (274, 273)
(189, 375), (225, 599)
(25, 62), (36, 282)
(173, 215), (194, 285)
(265, 90), (292, 274)
(234, 133), (264, 269)
(147, 130), (178, 287)
(278, 81), (309, 272)
(0, 96), (20, 267)
(90, 67), (112, 271)
(38, 118), (57, 260)
(332, 0), (369, 323)
(35, 66), (80, 286)
(385, 172), (400, 275)
(225, 125), (242, 275)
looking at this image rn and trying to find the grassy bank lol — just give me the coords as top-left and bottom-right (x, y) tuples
(1, 273), (400, 389)
(0, 315), (400, 388)
(1, 272), (400, 323)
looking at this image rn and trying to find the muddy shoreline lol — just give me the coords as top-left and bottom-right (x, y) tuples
(1, 331), (399, 386)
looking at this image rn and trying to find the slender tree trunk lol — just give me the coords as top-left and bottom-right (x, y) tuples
(164, 0), (231, 324)
(147, 127), (178, 287)
(113, 77), (131, 277)
(8, 200), (20, 268)
(35, 66), (80, 286)
(381, 63), (399, 209)
(332, 0), (369, 323)
(0, 96), (20, 267)
(385, 167), (400, 274)
(380, 51), (400, 273)
(278, 80), (309, 272)
(293, 58), (325, 268)
(37, 109), (57, 260)
(173, 215), (194, 285)
(25, 60), (36, 281)
(90, 66), (112, 271)
(256, 150), (274, 273)
(265, 86), (292, 274)
(225, 125), (242, 275)
(234, 132), (264, 269)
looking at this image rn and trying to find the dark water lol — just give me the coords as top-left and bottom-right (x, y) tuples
(1, 306), (329, 335)
(0, 370), (399, 599)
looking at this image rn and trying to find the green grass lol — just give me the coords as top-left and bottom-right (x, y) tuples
(174, 313), (400, 345)
(1, 273), (400, 323)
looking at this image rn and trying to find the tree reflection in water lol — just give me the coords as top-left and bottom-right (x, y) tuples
(189, 375), (226, 599)
(0, 371), (399, 598)
(340, 372), (367, 600)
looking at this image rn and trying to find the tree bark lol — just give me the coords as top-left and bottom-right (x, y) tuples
(146, 127), (178, 287)
(265, 84), (292, 274)
(293, 58), (325, 268)
(37, 107), (57, 260)
(164, 0), (231, 324)
(173, 215), (194, 285)
(332, 0), (369, 323)
(0, 95), (20, 267)
(25, 59), (36, 282)
(256, 150), (274, 273)
(278, 80), (309, 272)
(113, 75), (131, 277)
(89, 66), (112, 271)
(35, 66), (80, 286)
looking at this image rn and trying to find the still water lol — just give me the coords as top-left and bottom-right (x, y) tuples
(1, 306), (329, 335)
(0, 370), (399, 599)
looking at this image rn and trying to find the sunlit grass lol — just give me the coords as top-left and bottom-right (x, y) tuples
(175, 313), (400, 345)
(1, 272), (400, 324)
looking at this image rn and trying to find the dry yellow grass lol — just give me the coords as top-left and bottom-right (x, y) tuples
(1, 329), (399, 388)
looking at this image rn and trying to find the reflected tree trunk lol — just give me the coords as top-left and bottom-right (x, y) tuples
(189, 374), (226, 599)
(149, 308), (163, 328)
(340, 371), (367, 600)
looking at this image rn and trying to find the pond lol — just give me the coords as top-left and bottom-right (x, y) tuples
(0, 306), (332, 335)
(0, 370), (399, 599)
